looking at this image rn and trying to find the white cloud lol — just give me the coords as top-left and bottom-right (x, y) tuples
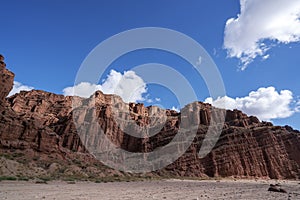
(171, 106), (180, 112)
(145, 97), (161, 104)
(262, 54), (270, 60)
(63, 70), (147, 103)
(146, 99), (153, 103)
(205, 87), (296, 121)
(155, 98), (161, 102)
(224, 0), (300, 70)
(63, 82), (101, 98)
(295, 100), (300, 112)
(8, 81), (34, 96)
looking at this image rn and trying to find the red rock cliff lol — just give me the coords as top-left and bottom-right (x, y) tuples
(0, 55), (14, 102)
(1, 56), (300, 179)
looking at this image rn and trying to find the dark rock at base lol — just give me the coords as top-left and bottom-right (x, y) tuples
(268, 184), (287, 193)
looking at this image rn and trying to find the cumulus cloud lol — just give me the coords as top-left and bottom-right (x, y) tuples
(63, 70), (147, 103)
(205, 87), (296, 121)
(224, 0), (300, 70)
(8, 81), (34, 96)
(63, 82), (102, 98)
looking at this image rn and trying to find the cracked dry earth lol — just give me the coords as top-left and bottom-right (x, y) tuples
(1, 179), (300, 200)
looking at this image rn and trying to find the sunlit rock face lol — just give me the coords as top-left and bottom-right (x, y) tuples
(0, 55), (300, 179)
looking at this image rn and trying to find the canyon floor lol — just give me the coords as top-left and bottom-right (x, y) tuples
(1, 179), (300, 200)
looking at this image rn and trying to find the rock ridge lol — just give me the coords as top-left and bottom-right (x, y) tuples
(0, 55), (299, 179)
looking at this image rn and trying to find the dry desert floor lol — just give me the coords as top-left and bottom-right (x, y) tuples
(1, 179), (300, 200)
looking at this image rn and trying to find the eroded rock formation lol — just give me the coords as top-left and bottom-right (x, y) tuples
(0, 55), (300, 179)
(0, 55), (14, 101)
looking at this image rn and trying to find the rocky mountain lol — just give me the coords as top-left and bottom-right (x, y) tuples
(0, 55), (300, 180)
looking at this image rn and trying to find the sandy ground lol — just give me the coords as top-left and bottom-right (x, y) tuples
(0, 179), (300, 200)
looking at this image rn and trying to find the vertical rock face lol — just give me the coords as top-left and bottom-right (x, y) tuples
(0, 55), (300, 179)
(0, 54), (6, 69)
(0, 55), (14, 102)
(199, 125), (300, 179)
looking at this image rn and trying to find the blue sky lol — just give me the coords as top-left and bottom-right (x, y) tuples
(1, 0), (300, 130)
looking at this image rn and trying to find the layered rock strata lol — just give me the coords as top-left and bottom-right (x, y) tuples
(0, 55), (299, 179)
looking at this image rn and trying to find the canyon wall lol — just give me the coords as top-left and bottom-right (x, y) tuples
(0, 57), (299, 179)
